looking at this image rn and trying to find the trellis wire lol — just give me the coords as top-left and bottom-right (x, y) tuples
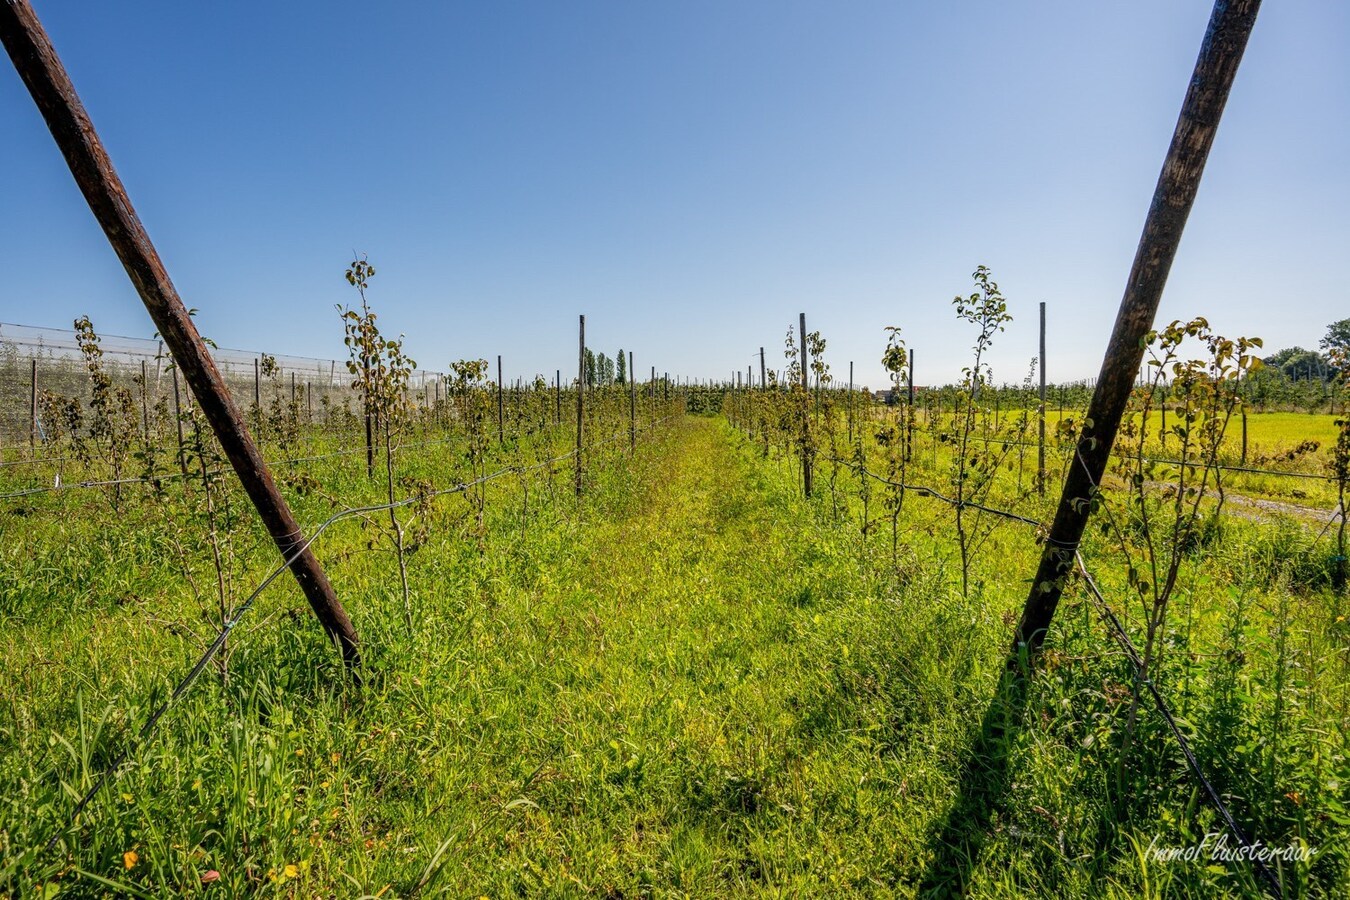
(958, 432), (1333, 481)
(41, 415), (676, 854)
(819, 451), (1286, 898)
(0, 416), (617, 502)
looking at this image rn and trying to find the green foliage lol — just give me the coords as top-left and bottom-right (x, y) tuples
(339, 257), (419, 627)
(1320, 318), (1350, 363)
(2, 288), (1348, 897)
(73, 316), (140, 507)
(947, 265), (1017, 597)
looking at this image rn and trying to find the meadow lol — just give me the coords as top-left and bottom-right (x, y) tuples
(1, 287), (1348, 899)
(1, 364), (1347, 898)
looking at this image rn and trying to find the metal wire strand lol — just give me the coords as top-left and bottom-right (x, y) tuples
(795, 445), (1285, 897)
(41, 415), (676, 853)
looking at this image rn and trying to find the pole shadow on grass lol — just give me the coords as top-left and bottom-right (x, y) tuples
(915, 661), (1031, 897)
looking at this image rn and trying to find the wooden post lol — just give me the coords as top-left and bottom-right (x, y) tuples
(306, 381), (313, 423)
(140, 358), (150, 444)
(253, 356), (261, 414)
(171, 366), (189, 481)
(1038, 301), (1047, 495)
(29, 358), (37, 450)
(1014, 0), (1262, 661)
(1160, 384), (1168, 447)
(575, 316), (585, 498)
(361, 354), (374, 477)
(799, 312), (812, 497)
(848, 360), (854, 444)
(496, 354), (504, 444)
(0, 0), (361, 666)
(555, 368), (561, 425)
(1241, 406), (1248, 465)
(906, 349), (915, 463)
(759, 347), (766, 390)
(629, 351), (636, 453)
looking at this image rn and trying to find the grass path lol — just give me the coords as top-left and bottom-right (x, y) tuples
(10, 414), (1340, 897)
(356, 415), (975, 897)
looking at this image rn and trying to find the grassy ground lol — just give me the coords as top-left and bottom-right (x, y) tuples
(2, 414), (1348, 897)
(895, 406), (1345, 507)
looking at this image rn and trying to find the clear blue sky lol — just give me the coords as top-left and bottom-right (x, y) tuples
(1, 1), (1345, 390)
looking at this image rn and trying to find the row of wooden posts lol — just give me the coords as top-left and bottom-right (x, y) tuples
(723, 302), (1054, 500)
(0, 0), (1261, 671)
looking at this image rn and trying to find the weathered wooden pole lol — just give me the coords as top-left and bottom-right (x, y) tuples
(171, 366), (189, 481)
(848, 360), (854, 444)
(555, 368), (561, 425)
(140, 358), (150, 444)
(799, 312), (812, 497)
(575, 316), (585, 498)
(29, 358), (37, 450)
(253, 357), (261, 414)
(0, 0), (361, 666)
(1038, 301), (1047, 496)
(759, 347), (766, 390)
(1160, 384), (1168, 447)
(906, 349), (915, 464)
(496, 354), (504, 444)
(1241, 405), (1248, 464)
(1014, 0), (1262, 660)
(629, 351), (636, 453)
(362, 358), (374, 477)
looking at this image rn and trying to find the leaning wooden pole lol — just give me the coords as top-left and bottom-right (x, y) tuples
(1013, 0), (1261, 660)
(0, 0), (361, 666)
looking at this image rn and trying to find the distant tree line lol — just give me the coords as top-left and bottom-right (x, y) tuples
(582, 347), (629, 387)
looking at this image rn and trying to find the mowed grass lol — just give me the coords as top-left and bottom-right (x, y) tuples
(2, 415), (1347, 897)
